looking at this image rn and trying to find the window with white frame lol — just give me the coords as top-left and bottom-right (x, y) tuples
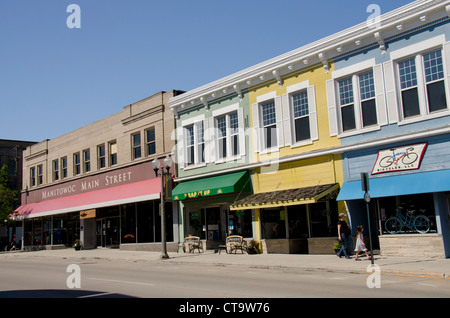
(261, 100), (277, 149)
(291, 91), (311, 142)
(252, 93), (282, 152)
(184, 121), (205, 167)
(397, 49), (448, 119)
(216, 111), (240, 159)
(337, 70), (378, 132)
(52, 159), (59, 181)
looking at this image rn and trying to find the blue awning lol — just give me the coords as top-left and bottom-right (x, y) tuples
(337, 169), (450, 201)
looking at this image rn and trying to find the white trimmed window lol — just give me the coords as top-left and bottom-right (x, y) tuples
(327, 59), (387, 136)
(184, 121), (205, 167)
(252, 92), (283, 152)
(384, 35), (450, 124)
(282, 82), (318, 146)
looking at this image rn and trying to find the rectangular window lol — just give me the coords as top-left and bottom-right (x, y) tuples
(262, 101), (277, 149)
(184, 122), (205, 167)
(98, 145), (106, 169)
(423, 50), (447, 112)
(61, 157), (67, 179)
(74, 152), (81, 175)
(132, 133), (141, 159)
(109, 141), (117, 166)
(30, 167), (36, 187)
(37, 164), (43, 185)
(398, 57), (420, 118)
(186, 125), (195, 166)
(217, 115), (227, 159)
(359, 71), (378, 127)
(52, 160), (59, 181)
(215, 111), (240, 159)
(83, 149), (91, 173)
(146, 128), (156, 156)
(338, 77), (356, 131)
(292, 91), (311, 142)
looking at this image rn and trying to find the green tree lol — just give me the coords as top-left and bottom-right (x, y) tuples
(0, 165), (19, 224)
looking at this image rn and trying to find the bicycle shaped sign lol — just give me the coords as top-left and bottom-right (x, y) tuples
(371, 143), (427, 175)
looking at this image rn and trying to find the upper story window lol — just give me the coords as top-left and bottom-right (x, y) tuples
(397, 49), (447, 119)
(83, 149), (91, 173)
(98, 144), (106, 169)
(252, 92), (282, 153)
(327, 59), (387, 137)
(74, 152), (81, 175)
(146, 128), (156, 156)
(109, 141), (117, 166)
(185, 121), (204, 167)
(52, 159), (59, 181)
(132, 133), (141, 160)
(61, 157), (68, 179)
(37, 164), (43, 185)
(291, 91), (311, 142)
(30, 167), (36, 187)
(337, 71), (378, 132)
(216, 111), (239, 159)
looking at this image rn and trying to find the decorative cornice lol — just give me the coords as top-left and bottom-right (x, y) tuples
(169, 0), (450, 114)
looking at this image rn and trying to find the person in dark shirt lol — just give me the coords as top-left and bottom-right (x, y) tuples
(337, 213), (352, 259)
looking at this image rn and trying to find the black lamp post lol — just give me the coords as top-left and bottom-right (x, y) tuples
(152, 155), (172, 259)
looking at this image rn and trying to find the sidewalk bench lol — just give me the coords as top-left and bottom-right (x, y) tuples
(182, 236), (203, 253)
(226, 235), (245, 254)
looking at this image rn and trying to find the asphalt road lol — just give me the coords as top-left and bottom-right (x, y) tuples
(0, 257), (449, 300)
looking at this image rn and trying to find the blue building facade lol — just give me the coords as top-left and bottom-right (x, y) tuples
(334, 6), (450, 257)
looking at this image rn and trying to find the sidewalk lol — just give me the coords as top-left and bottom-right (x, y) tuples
(1, 248), (449, 279)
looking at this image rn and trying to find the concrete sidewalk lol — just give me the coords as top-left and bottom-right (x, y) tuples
(1, 248), (449, 279)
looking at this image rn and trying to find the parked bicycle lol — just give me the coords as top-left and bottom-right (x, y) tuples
(384, 207), (430, 234)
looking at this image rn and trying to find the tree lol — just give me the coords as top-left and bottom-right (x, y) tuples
(0, 165), (19, 224)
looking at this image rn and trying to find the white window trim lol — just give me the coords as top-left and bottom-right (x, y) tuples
(252, 91), (283, 154)
(388, 35), (450, 126)
(283, 81), (319, 148)
(181, 114), (206, 169)
(327, 58), (387, 138)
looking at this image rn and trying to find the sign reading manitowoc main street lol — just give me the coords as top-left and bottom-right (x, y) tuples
(371, 143), (427, 175)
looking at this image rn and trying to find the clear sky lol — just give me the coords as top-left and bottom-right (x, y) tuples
(0, 0), (410, 142)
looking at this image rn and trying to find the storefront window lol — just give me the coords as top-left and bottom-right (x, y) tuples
(42, 217), (51, 245)
(261, 208), (286, 239)
(228, 210), (252, 237)
(53, 217), (67, 245)
(137, 201), (154, 243)
(380, 193), (437, 234)
(186, 208), (205, 239)
(121, 204), (136, 243)
(287, 205), (308, 238)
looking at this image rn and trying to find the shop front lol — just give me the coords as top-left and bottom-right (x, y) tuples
(231, 183), (341, 254)
(15, 161), (178, 251)
(338, 139), (450, 258)
(172, 170), (252, 250)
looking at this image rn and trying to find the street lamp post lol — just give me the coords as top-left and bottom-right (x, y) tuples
(152, 155), (172, 260)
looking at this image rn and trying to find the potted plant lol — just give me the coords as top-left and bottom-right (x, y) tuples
(333, 240), (343, 254)
(73, 239), (82, 251)
(245, 240), (262, 254)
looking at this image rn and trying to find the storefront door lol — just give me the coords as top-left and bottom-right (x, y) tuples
(96, 217), (120, 248)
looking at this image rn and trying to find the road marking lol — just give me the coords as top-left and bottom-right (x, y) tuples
(78, 292), (114, 298)
(88, 277), (156, 286)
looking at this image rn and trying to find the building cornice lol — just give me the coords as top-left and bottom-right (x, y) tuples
(169, 0), (450, 115)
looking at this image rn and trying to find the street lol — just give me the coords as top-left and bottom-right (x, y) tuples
(0, 256), (449, 299)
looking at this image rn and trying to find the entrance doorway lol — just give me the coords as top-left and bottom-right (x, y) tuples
(96, 217), (120, 248)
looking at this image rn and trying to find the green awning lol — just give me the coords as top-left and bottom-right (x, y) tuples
(172, 171), (250, 201)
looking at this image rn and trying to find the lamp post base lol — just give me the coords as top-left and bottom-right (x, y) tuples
(160, 253), (169, 260)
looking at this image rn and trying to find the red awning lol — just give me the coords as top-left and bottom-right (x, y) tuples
(14, 178), (161, 219)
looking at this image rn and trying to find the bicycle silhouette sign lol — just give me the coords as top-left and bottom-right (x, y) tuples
(371, 143), (427, 175)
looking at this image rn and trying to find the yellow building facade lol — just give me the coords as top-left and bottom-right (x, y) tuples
(231, 62), (346, 253)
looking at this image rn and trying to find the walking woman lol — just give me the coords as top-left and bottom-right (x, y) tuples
(337, 213), (352, 259)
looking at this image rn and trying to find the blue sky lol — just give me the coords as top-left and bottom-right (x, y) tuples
(0, 0), (409, 142)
